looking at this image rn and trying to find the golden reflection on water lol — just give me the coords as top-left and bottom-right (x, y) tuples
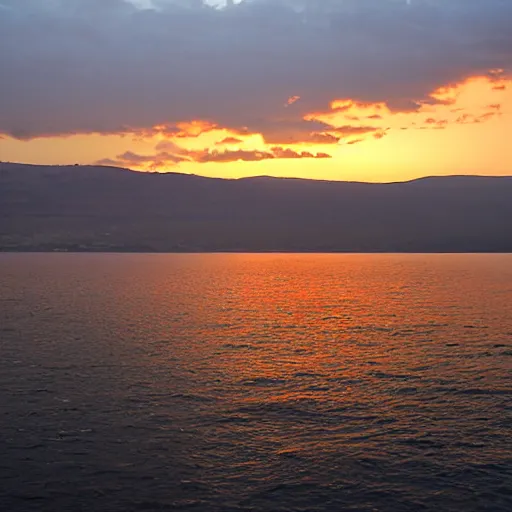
(1, 253), (511, 511)
(112, 253), (512, 410)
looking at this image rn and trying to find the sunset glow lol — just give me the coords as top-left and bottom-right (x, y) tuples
(0, 0), (510, 182)
(1, 75), (509, 182)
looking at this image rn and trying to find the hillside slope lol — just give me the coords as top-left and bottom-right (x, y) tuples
(1, 163), (511, 252)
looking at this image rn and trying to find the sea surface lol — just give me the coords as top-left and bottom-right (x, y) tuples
(0, 253), (511, 512)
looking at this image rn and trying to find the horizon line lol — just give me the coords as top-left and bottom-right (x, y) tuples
(1, 160), (512, 186)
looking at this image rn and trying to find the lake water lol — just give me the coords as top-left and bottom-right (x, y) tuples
(1, 254), (511, 512)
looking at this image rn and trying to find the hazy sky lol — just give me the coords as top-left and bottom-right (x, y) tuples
(0, 0), (511, 181)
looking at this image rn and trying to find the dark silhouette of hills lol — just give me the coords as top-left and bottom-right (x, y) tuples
(1, 162), (511, 252)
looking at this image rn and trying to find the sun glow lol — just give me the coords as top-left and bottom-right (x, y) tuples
(1, 74), (510, 182)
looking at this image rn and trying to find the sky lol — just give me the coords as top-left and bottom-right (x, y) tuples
(0, 0), (511, 182)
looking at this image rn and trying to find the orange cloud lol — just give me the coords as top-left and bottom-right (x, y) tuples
(97, 145), (332, 169)
(298, 100), (395, 146)
(328, 99), (386, 113)
(429, 85), (459, 105)
(23, 72), (507, 169)
(174, 120), (218, 138)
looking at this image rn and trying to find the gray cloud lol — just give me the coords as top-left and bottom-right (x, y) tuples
(0, 0), (511, 140)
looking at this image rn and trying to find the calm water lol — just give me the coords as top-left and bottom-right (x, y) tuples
(1, 254), (511, 512)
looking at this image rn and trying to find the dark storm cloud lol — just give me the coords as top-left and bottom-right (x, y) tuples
(0, 0), (511, 140)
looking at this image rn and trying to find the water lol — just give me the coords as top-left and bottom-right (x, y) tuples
(0, 253), (511, 512)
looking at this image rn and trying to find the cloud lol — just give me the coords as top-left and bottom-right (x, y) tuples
(240, 119), (335, 145)
(97, 144), (332, 168)
(455, 112), (501, 125)
(196, 149), (273, 163)
(270, 147), (318, 159)
(193, 146), (332, 163)
(0, 0), (511, 141)
(424, 117), (448, 129)
(303, 133), (340, 145)
(215, 136), (244, 145)
(115, 150), (189, 166)
(95, 158), (125, 167)
(329, 125), (380, 137)
(117, 151), (153, 164)
(285, 95), (301, 107)
(173, 120), (218, 138)
(154, 140), (187, 153)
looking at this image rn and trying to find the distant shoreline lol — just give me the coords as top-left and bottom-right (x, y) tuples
(2, 164), (512, 254)
(1, 250), (511, 255)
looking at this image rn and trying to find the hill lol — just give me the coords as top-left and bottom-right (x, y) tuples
(1, 163), (511, 252)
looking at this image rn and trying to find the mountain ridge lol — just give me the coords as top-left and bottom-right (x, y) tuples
(1, 163), (511, 253)
(1, 161), (510, 185)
